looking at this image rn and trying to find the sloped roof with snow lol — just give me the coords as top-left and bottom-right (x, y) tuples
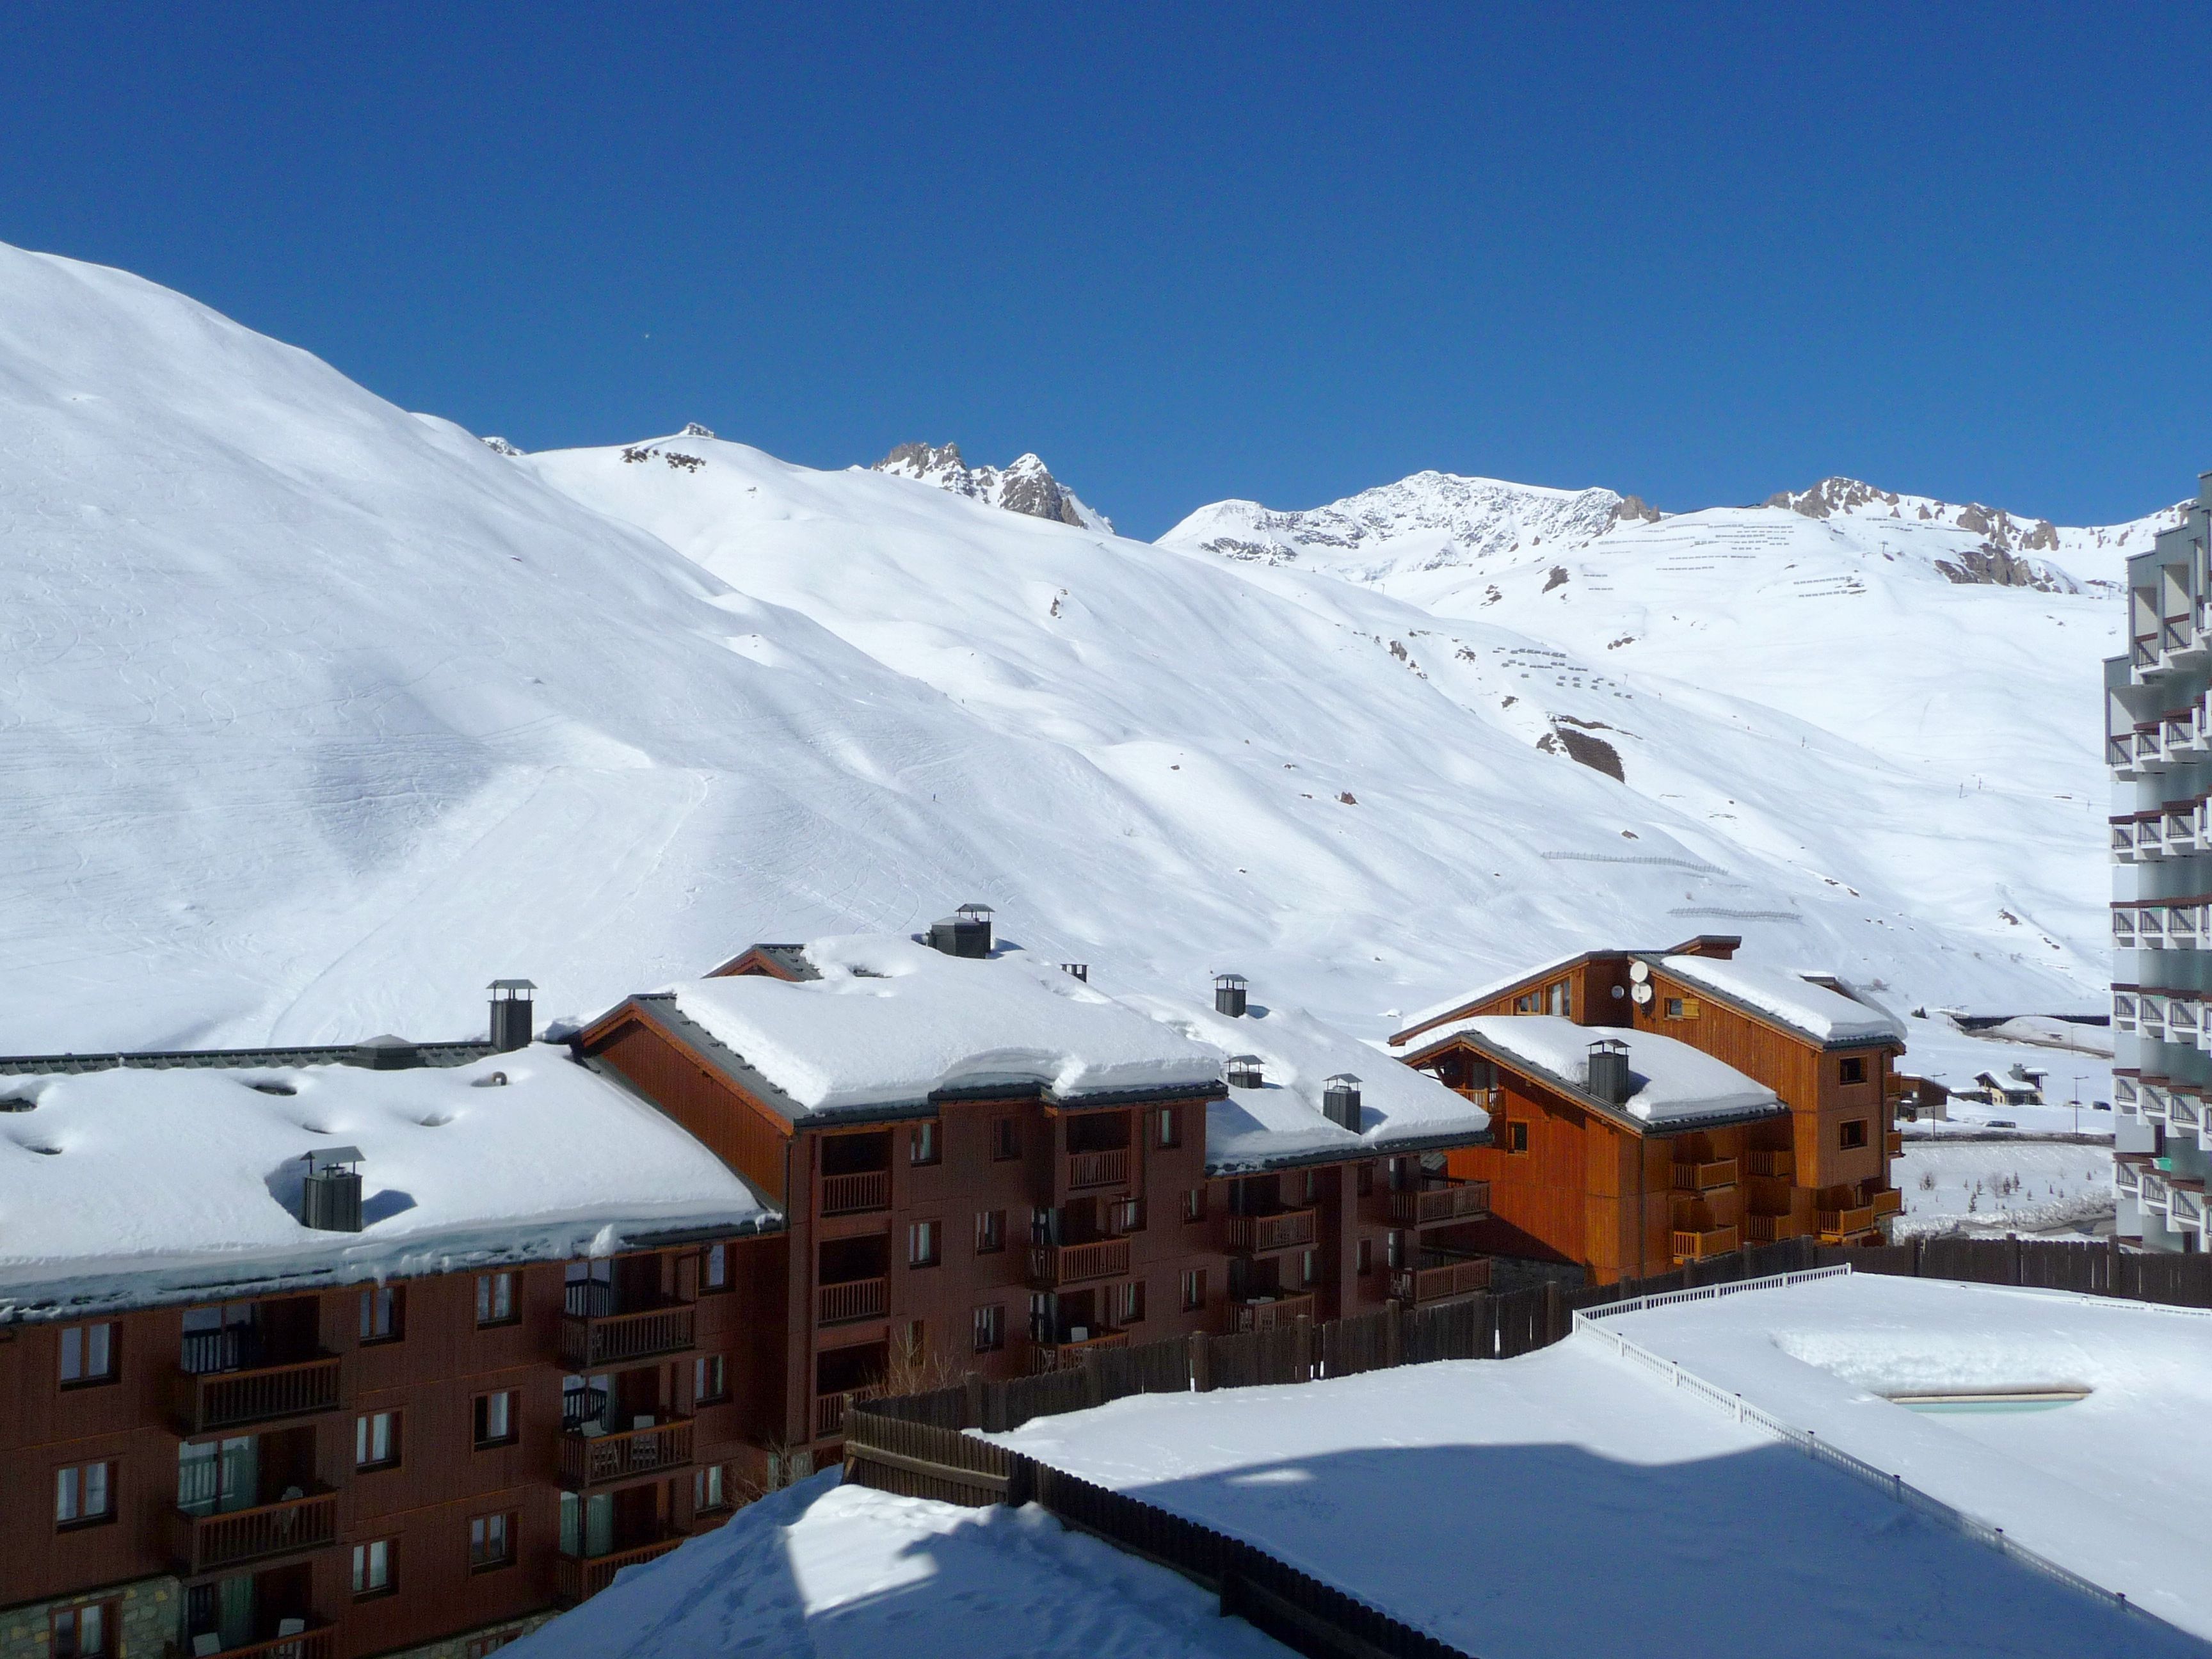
(1404, 1015), (1782, 1130)
(1118, 996), (1490, 1173)
(0, 1046), (774, 1320)
(664, 936), (1224, 1118)
(1653, 956), (1907, 1047)
(1391, 950), (1593, 1042)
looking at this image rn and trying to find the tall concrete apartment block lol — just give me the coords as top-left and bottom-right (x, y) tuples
(2108, 470), (2212, 1249)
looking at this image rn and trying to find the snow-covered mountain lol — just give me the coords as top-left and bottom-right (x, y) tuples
(871, 441), (1113, 533)
(0, 241), (2129, 1057)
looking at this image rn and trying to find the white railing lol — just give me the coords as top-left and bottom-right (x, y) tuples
(1572, 1263), (1853, 1327)
(1575, 1291), (2183, 1640)
(2112, 993), (2138, 1034)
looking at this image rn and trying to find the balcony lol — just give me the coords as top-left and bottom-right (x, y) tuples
(1818, 1205), (1878, 1241)
(821, 1169), (890, 1216)
(1885, 1130), (1903, 1157)
(1743, 1212), (1810, 1244)
(1671, 1158), (1738, 1193)
(165, 1621), (334, 1659)
(560, 1417), (695, 1490)
(1391, 1251), (1491, 1305)
(1671, 1225), (1739, 1262)
(1032, 1328), (1130, 1370)
(556, 1535), (686, 1605)
(1066, 1148), (1130, 1190)
(170, 1487), (340, 1575)
(1237, 1292), (1318, 1331)
(1028, 1237), (1131, 1288)
(1745, 1149), (1794, 1180)
(817, 1276), (888, 1325)
(1223, 1208), (1318, 1254)
(1870, 1188), (1903, 1219)
(172, 1354), (343, 1436)
(1389, 1180), (1490, 1226)
(559, 1303), (696, 1370)
(813, 1385), (884, 1441)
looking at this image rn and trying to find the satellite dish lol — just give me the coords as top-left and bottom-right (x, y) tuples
(1629, 961), (1651, 984)
(1631, 981), (1655, 1006)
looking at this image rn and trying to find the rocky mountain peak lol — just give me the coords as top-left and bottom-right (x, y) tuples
(872, 442), (1113, 533)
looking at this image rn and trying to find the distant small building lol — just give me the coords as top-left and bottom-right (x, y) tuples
(1969, 1066), (2044, 1109)
(1893, 1073), (1949, 1121)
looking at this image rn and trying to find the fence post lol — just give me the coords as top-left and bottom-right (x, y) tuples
(1083, 1358), (1105, 1409)
(1384, 1297), (1402, 1369)
(963, 1374), (984, 1431)
(2104, 1233), (2120, 1296)
(1543, 1278), (1564, 1346)
(1190, 1329), (1212, 1394)
(1294, 1316), (1313, 1381)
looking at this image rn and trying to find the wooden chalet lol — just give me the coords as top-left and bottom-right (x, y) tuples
(1391, 937), (1907, 1283)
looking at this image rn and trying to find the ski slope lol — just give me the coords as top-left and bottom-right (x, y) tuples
(0, 240), (2138, 1053)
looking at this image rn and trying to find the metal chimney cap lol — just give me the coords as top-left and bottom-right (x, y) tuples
(1588, 1038), (1630, 1055)
(1325, 1073), (1362, 1087)
(956, 902), (995, 917)
(304, 1145), (365, 1173)
(1214, 973), (1247, 988)
(488, 978), (538, 991)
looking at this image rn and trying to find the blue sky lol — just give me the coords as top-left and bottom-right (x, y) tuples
(2, 3), (2205, 537)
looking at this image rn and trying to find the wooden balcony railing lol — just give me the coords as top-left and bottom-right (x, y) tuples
(555, 1535), (685, 1605)
(1870, 1188), (1903, 1219)
(1236, 1292), (1318, 1331)
(1032, 1328), (1130, 1370)
(1390, 1180), (1490, 1226)
(1391, 1256), (1491, 1304)
(1818, 1206), (1877, 1240)
(165, 1620), (334, 1659)
(821, 1169), (890, 1216)
(1223, 1208), (1317, 1253)
(1028, 1237), (1131, 1288)
(1066, 1148), (1130, 1190)
(559, 1303), (696, 1370)
(170, 1489), (339, 1575)
(1744, 1212), (1810, 1243)
(1885, 1130), (1904, 1157)
(172, 1354), (343, 1436)
(813, 1386), (884, 1441)
(1671, 1226), (1740, 1262)
(1671, 1158), (1738, 1193)
(817, 1276), (888, 1325)
(1745, 1149), (1794, 1180)
(559, 1418), (694, 1489)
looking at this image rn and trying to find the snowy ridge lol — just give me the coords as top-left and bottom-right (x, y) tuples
(872, 440), (1114, 533)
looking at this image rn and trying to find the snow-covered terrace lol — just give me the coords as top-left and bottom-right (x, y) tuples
(1401, 1014), (1783, 1128)
(0, 1046), (774, 1320)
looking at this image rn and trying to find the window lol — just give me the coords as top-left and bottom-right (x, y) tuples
(972, 1302), (1005, 1352)
(1301, 1169), (1317, 1204)
(1356, 1238), (1374, 1276)
(1298, 1249), (1318, 1289)
(1386, 1231), (1407, 1270)
(975, 1209), (1005, 1254)
(1107, 1197), (1144, 1234)
(1514, 991), (1539, 1013)
(990, 1117), (1022, 1161)
(470, 1511), (515, 1571)
(1664, 997), (1683, 1019)
(59, 1322), (118, 1387)
(694, 1354), (728, 1404)
(1839, 1119), (1870, 1151)
(51, 1601), (115, 1658)
(360, 1285), (403, 1343)
(694, 1464), (730, 1514)
(1156, 1107), (1181, 1149)
(476, 1272), (517, 1327)
(1180, 1269), (1206, 1312)
(473, 1391), (518, 1449)
(353, 1537), (396, 1598)
(356, 1410), (401, 1470)
(908, 1220), (940, 1269)
(1546, 981), (1570, 1017)
(1839, 1057), (1867, 1086)
(702, 1242), (730, 1292)
(910, 1120), (940, 1166)
(1357, 1162), (1375, 1198)
(1114, 1281), (1145, 1324)
(54, 1462), (113, 1528)
(1182, 1187), (1207, 1224)
(1508, 1121), (1529, 1154)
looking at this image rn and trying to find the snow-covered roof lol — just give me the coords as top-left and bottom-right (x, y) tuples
(0, 1046), (774, 1320)
(664, 936), (1223, 1118)
(1118, 997), (1490, 1174)
(1393, 950), (1590, 1040)
(1406, 1016), (1782, 1128)
(1654, 956), (1907, 1046)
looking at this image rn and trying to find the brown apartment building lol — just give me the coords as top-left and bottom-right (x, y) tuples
(1389, 937), (1908, 1284)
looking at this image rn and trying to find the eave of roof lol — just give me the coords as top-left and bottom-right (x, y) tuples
(1399, 1027), (1787, 1137)
(1629, 954), (1907, 1052)
(1390, 950), (1619, 1047)
(1203, 1122), (1491, 1178)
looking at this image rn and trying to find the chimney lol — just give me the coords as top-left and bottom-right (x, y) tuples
(1226, 1055), (1263, 1089)
(927, 904), (994, 958)
(301, 1146), (365, 1232)
(1061, 963), (1089, 982)
(1322, 1073), (1362, 1132)
(1586, 1039), (1631, 1106)
(488, 979), (536, 1053)
(1214, 974), (1248, 1017)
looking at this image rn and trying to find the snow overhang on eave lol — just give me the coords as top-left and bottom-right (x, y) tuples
(1202, 1124), (1493, 1179)
(1404, 1029), (1786, 1138)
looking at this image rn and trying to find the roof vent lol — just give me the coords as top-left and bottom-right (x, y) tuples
(489, 979), (536, 1054)
(1586, 1039), (1631, 1106)
(1214, 974), (1248, 1017)
(1322, 1073), (1362, 1132)
(301, 1146), (365, 1232)
(927, 904), (994, 959)
(1227, 1054), (1264, 1089)
(349, 1034), (421, 1071)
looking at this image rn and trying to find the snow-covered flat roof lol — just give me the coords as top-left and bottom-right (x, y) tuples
(664, 936), (1223, 1118)
(1653, 955), (1906, 1046)
(1118, 996), (1489, 1173)
(0, 1046), (774, 1320)
(1406, 1014), (1781, 1127)
(1599, 1272), (2212, 1638)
